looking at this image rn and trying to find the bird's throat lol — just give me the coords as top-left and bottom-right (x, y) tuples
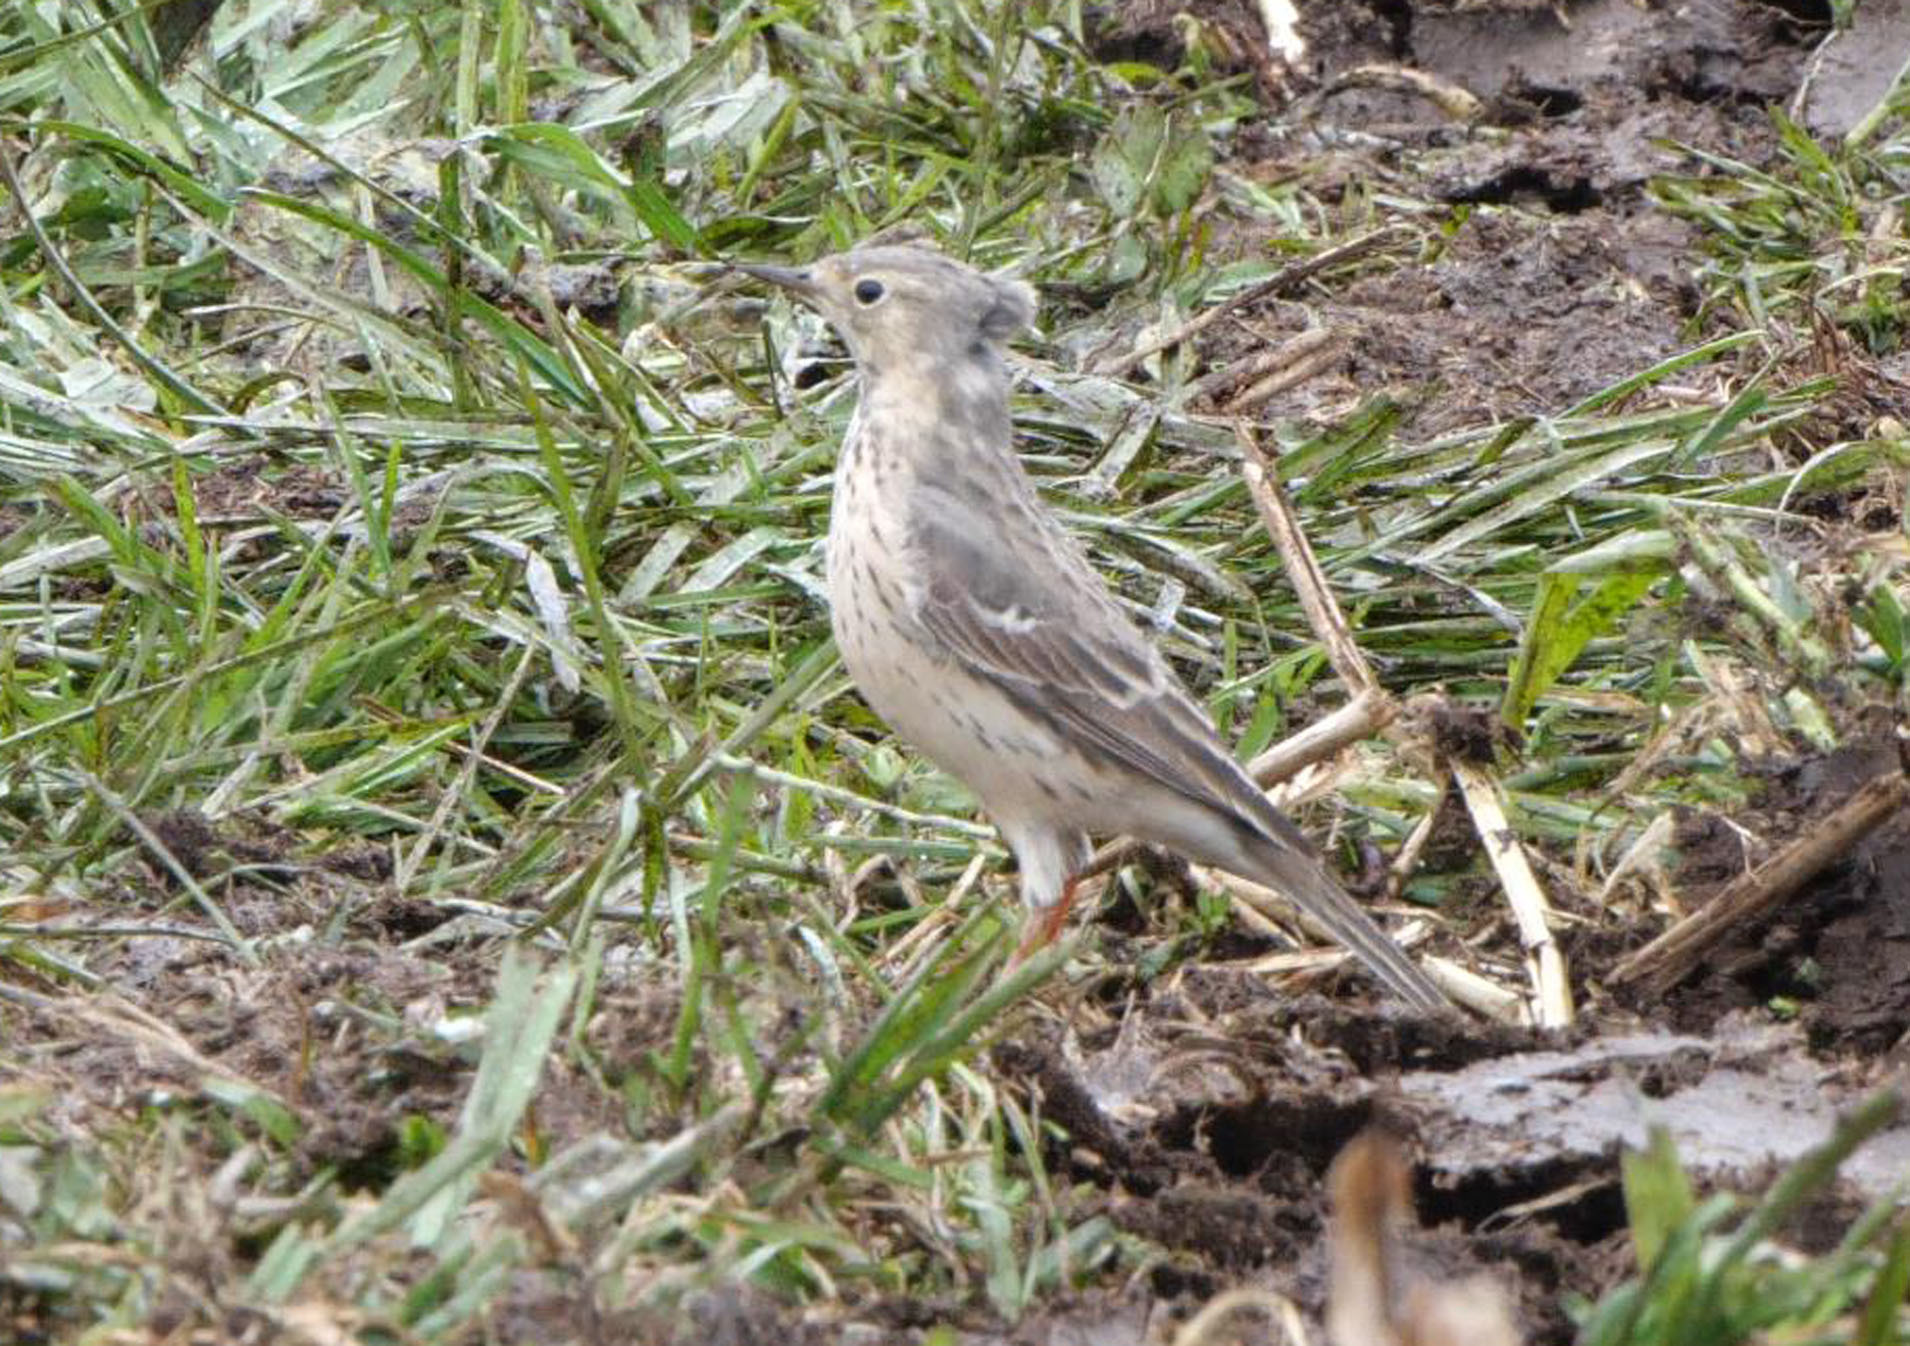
(859, 358), (1012, 456)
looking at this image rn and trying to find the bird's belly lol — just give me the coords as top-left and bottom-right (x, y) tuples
(852, 642), (1088, 817)
(827, 514), (1086, 819)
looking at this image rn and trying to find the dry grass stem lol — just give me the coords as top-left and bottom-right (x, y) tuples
(1186, 326), (1336, 404)
(1173, 1286), (1311, 1346)
(1328, 64), (1484, 119)
(1386, 805), (1443, 901)
(1247, 686), (1398, 788)
(1426, 957), (1528, 1023)
(1225, 337), (1345, 413)
(1452, 759), (1575, 1028)
(1238, 428), (1382, 696)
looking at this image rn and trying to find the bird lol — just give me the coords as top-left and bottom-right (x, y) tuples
(734, 242), (1447, 1012)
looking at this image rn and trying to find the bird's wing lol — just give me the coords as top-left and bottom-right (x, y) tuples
(905, 477), (1284, 833)
(905, 477), (1449, 1012)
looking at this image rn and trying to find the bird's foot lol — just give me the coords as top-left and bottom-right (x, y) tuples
(1010, 876), (1080, 964)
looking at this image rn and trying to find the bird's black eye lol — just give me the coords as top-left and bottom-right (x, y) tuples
(853, 278), (885, 305)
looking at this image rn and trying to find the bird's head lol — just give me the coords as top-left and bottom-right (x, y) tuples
(733, 244), (1036, 375)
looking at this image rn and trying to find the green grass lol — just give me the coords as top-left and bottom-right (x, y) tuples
(1579, 1089), (1909, 1346)
(2, 0), (1909, 1341)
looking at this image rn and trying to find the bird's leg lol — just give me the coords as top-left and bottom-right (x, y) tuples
(1013, 874), (1081, 962)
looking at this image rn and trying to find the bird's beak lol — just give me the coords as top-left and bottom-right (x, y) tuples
(729, 261), (818, 300)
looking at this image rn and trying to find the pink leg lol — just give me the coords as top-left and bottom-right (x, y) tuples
(1013, 874), (1081, 962)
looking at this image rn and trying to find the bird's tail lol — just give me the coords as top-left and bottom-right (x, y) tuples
(1226, 806), (1448, 1012)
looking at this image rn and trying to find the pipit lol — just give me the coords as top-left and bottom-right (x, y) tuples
(737, 243), (1446, 1012)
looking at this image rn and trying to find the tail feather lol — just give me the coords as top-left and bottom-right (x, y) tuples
(1228, 808), (1448, 1012)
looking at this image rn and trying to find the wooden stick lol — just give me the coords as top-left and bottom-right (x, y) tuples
(1078, 428), (1442, 1004)
(1170, 1287), (1309, 1346)
(1237, 940), (1520, 1022)
(1074, 687), (1395, 885)
(1386, 804), (1442, 902)
(1611, 771), (1910, 994)
(1080, 435), (1394, 885)
(1328, 63), (1483, 120)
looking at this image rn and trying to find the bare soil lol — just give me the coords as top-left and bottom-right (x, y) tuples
(1015, 2), (1910, 1342)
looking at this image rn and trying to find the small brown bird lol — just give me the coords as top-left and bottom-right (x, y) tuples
(737, 242), (1445, 1011)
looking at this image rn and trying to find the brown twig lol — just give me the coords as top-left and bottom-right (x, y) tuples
(1247, 686), (1396, 787)
(1327, 63), (1484, 120)
(1075, 687), (1396, 886)
(1387, 805), (1442, 902)
(1095, 226), (1404, 378)
(1172, 1287), (1308, 1346)
(1611, 770), (1910, 995)
(1225, 338), (1344, 414)
(1075, 435), (1393, 888)
(1185, 326), (1336, 405)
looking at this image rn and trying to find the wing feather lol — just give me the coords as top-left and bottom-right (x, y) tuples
(907, 480), (1264, 825)
(904, 477), (1449, 1011)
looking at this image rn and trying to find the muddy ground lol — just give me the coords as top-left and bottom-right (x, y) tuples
(1034, 3), (1910, 1341)
(9, 2), (1910, 1344)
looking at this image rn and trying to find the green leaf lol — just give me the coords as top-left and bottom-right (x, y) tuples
(1858, 583), (1907, 667)
(202, 1078), (303, 1148)
(1855, 1218), (1910, 1346)
(1090, 105), (1166, 217)
(1503, 536), (1672, 725)
(317, 949), (579, 1261)
(1150, 113), (1211, 215)
(34, 120), (231, 220)
(1671, 381), (1770, 470)
(485, 123), (701, 251)
(1620, 1124), (1696, 1272)
(241, 190), (587, 404)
